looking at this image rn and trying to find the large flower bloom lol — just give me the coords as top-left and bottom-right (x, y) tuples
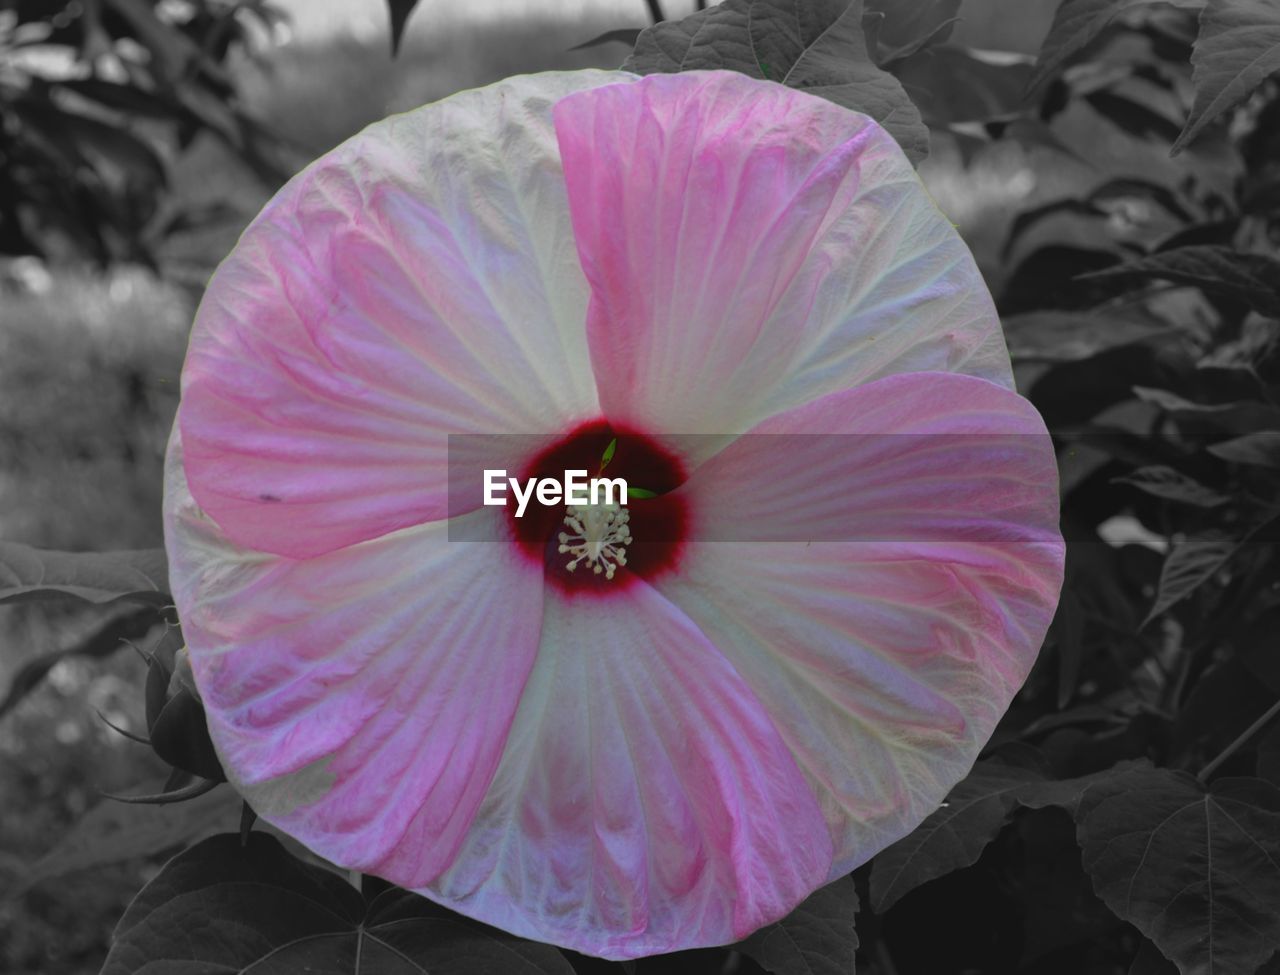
(163, 69), (1064, 959)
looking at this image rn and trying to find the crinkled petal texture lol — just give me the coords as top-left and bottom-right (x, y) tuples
(177, 71), (621, 559)
(659, 372), (1064, 875)
(166, 67), (1064, 962)
(553, 70), (1014, 445)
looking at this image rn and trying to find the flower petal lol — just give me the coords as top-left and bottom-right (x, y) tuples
(180, 71), (629, 559)
(425, 584), (833, 959)
(553, 70), (1011, 440)
(164, 429), (545, 882)
(656, 372), (1064, 872)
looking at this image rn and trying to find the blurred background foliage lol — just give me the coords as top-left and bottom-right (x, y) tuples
(2, 0), (1280, 973)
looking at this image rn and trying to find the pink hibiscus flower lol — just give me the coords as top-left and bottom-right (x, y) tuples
(163, 69), (1065, 959)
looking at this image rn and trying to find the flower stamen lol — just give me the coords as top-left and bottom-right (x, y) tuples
(558, 503), (631, 580)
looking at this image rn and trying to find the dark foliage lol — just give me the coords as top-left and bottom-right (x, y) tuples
(0, 0), (286, 264)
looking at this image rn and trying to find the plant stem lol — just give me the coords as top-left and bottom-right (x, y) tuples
(644, 0), (666, 23)
(1198, 696), (1280, 783)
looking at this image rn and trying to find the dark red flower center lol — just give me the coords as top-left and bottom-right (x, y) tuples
(509, 420), (688, 596)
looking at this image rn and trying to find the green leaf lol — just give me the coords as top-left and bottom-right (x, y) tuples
(1079, 245), (1280, 318)
(600, 437), (618, 469)
(102, 833), (576, 975)
(0, 542), (169, 608)
(385, 0), (421, 55)
(1207, 431), (1280, 469)
(626, 487), (659, 500)
(16, 786), (242, 896)
(1115, 465), (1231, 507)
(623, 0), (930, 165)
(1077, 768), (1280, 975)
(1028, 0), (1205, 94)
(736, 875), (858, 975)
(1174, 0), (1280, 153)
(869, 760), (1042, 912)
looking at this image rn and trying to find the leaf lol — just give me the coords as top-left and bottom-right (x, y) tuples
(15, 786), (242, 895)
(385, 0), (421, 56)
(570, 28), (644, 51)
(0, 542), (169, 607)
(622, 0), (757, 74)
(1079, 245), (1280, 317)
(864, 0), (961, 63)
(1237, 606), (1280, 696)
(869, 760), (1042, 912)
(1001, 245), (1124, 314)
(1207, 431), (1280, 468)
(144, 625), (184, 734)
(1006, 177), (1194, 258)
(1128, 939), (1180, 975)
(736, 875), (858, 975)
(1115, 465), (1231, 507)
(1029, 0), (1205, 94)
(1084, 89), (1184, 142)
(55, 79), (184, 122)
(1015, 762), (1151, 816)
(0, 607), (160, 719)
(892, 45), (1033, 128)
(624, 0), (930, 164)
(62, 109), (168, 189)
(102, 833), (577, 975)
(149, 687), (226, 782)
(1090, 177), (1194, 222)
(1132, 387), (1280, 435)
(1174, 0), (1280, 153)
(1052, 589), (1086, 709)
(1257, 723), (1280, 787)
(1002, 199), (1108, 260)
(1145, 529), (1246, 624)
(1077, 767), (1280, 975)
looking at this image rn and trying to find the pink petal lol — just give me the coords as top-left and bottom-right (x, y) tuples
(425, 584), (833, 959)
(553, 70), (1011, 442)
(165, 429), (545, 883)
(655, 372), (1064, 872)
(180, 71), (626, 559)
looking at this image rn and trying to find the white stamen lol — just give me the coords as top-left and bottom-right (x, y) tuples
(557, 502), (631, 580)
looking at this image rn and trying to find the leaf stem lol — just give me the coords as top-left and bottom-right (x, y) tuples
(1198, 696), (1280, 783)
(643, 0), (665, 24)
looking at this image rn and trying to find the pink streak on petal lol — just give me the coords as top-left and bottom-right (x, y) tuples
(424, 585), (833, 959)
(167, 427), (545, 883)
(553, 70), (1012, 442)
(682, 370), (1063, 547)
(655, 372), (1064, 872)
(180, 73), (620, 559)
